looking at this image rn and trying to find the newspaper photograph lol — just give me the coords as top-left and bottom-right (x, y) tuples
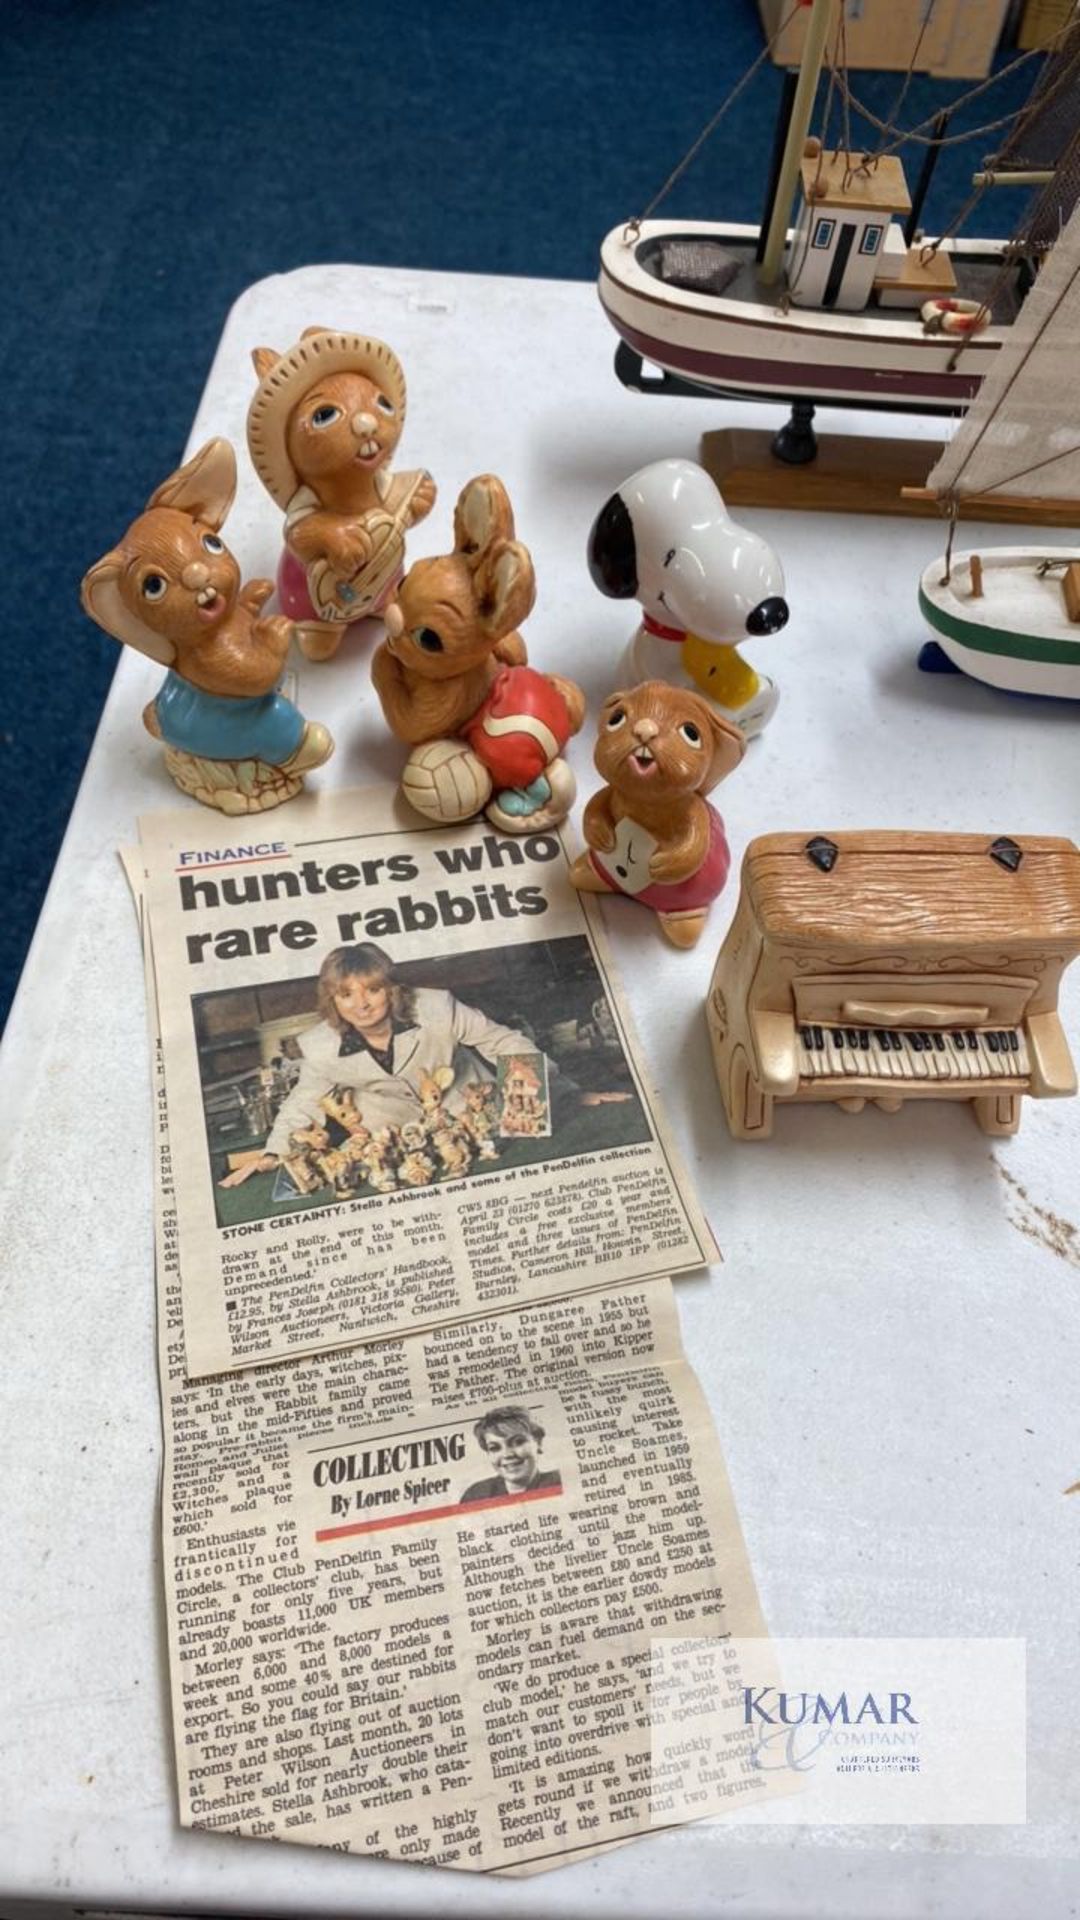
(137, 788), (717, 1378)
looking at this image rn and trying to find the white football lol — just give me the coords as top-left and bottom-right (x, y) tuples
(401, 738), (493, 823)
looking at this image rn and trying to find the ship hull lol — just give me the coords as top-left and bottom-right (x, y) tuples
(600, 222), (1008, 413)
(919, 548), (1080, 699)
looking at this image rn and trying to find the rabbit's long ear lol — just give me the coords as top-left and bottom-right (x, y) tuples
(453, 474), (515, 565)
(149, 438), (237, 531)
(703, 705), (746, 792)
(80, 553), (177, 667)
(474, 538), (536, 637)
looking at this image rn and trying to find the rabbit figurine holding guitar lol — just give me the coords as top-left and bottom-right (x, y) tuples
(247, 326), (436, 662)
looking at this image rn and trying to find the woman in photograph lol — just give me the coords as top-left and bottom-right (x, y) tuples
(221, 941), (549, 1186)
(460, 1406), (562, 1504)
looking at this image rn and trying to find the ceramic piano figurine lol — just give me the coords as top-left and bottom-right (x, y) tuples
(707, 831), (1080, 1139)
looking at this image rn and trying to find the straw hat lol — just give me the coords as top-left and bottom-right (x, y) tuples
(246, 327), (408, 509)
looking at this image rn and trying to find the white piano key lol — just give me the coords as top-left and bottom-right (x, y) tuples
(835, 1028), (859, 1075)
(973, 1032), (998, 1077)
(867, 1033), (892, 1078)
(900, 1033), (930, 1081)
(959, 1034), (982, 1081)
(932, 1039), (958, 1082)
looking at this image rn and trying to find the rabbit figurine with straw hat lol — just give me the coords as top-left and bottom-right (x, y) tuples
(247, 326), (436, 662)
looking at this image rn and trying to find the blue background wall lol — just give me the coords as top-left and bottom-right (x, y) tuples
(0, 0), (1039, 1028)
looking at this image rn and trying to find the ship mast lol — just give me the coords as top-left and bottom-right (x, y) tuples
(759, 0), (835, 285)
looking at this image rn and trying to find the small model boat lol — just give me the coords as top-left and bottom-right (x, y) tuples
(600, 218), (1003, 415)
(915, 194), (1080, 700)
(599, 0), (1080, 453)
(918, 549), (1080, 698)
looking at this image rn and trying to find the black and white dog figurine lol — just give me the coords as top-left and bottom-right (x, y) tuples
(587, 457), (789, 737)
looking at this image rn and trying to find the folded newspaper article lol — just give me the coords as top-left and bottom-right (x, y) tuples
(149, 1047), (776, 1872)
(138, 789), (717, 1379)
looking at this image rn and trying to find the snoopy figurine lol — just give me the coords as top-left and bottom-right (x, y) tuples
(587, 458), (789, 738)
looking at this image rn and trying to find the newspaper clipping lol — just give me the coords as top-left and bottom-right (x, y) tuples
(149, 1065), (776, 1870)
(121, 849), (781, 1878)
(138, 789), (717, 1379)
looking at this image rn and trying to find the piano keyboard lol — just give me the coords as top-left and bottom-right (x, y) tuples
(797, 1024), (1030, 1082)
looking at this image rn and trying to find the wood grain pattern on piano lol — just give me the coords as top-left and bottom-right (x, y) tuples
(744, 832), (1080, 947)
(706, 831), (1080, 1140)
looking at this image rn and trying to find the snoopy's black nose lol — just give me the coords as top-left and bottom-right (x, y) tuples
(745, 595), (789, 636)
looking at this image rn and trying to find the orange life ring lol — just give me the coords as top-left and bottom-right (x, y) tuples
(921, 298), (989, 338)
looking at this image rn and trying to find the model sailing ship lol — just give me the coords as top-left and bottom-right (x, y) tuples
(913, 190), (1080, 698)
(599, 0), (1080, 438)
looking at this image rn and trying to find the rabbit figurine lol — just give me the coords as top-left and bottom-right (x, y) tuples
(80, 439), (333, 814)
(570, 680), (745, 949)
(247, 326), (436, 661)
(371, 474), (585, 831)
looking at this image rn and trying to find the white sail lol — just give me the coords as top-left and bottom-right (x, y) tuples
(925, 198), (1080, 503)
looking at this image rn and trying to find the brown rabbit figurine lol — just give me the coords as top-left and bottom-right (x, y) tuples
(80, 439), (333, 814)
(570, 681), (745, 948)
(372, 474), (585, 831)
(247, 327), (436, 661)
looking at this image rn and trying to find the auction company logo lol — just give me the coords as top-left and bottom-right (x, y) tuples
(744, 1685), (920, 1776)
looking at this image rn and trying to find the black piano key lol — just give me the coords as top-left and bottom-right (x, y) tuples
(952, 1033), (965, 1050)
(800, 1026), (812, 1045)
(911, 1033), (924, 1052)
(966, 1032), (979, 1051)
(858, 1030), (870, 1049)
(845, 1028), (858, 1048)
(1008, 1031), (1019, 1052)
(812, 1026), (824, 1049)
(933, 1033), (945, 1051)
(987, 1032), (1001, 1053)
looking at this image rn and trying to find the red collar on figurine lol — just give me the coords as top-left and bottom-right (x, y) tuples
(642, 612), (686, 642)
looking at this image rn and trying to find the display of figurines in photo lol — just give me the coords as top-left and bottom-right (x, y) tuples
(587, 457), (789, 739)
(246, 326), (436, 661)
(371, 473), (586, 832)
(265, 1077), (503, 1200)
(569, 680), (745, 949)
(80, 439), (333, 815)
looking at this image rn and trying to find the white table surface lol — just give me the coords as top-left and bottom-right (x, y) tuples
(3, 263), (1079, 1919)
